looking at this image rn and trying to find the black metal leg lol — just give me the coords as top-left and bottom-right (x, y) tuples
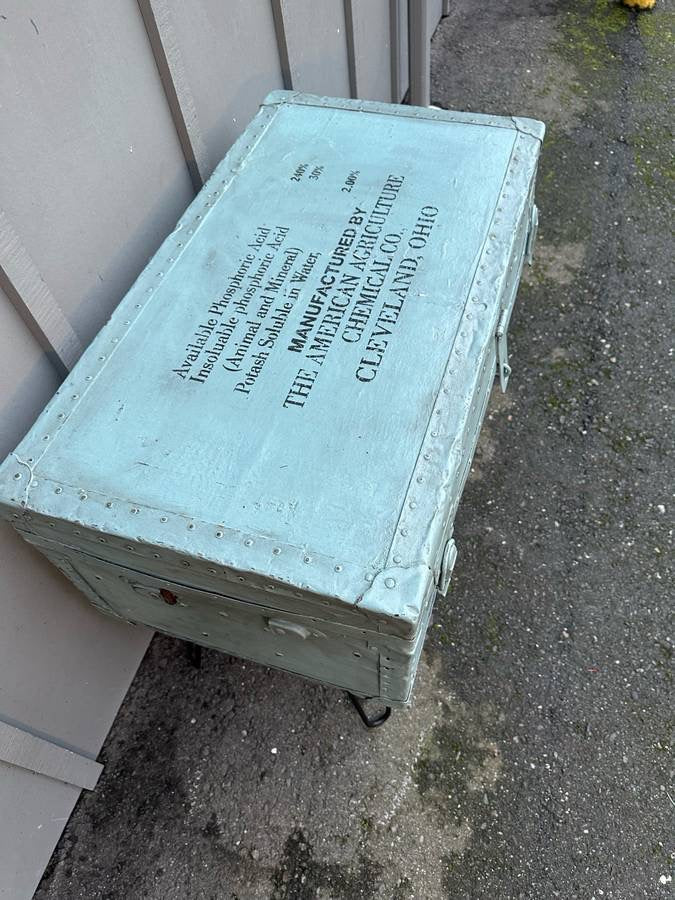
(347, 693), (392, 728)
(186, 642), (202, 669)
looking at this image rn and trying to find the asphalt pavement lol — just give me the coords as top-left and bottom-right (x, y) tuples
(37, 1), (674, 898)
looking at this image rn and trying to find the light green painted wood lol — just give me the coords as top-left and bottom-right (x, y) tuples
(0, 93), (543, 705)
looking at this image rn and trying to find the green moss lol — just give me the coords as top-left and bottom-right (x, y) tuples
(634, 9), (674, 110)
(436, 629), (451, 647)
(540, 351), (652, 457)
(607, 426), (650, 455)
(655, 644), (673, 684)
(567, 80), (588, 97)
(557, 0), (631, 72)
(637, 8), (675, 55)
(413, 709), (509, 892)
(270, 829), (383, 900)
(542, 356), (587, 416)
(484, 612), (503, 650)
(391, 876), (414, 900)
(414, 714), (500, 822)
(533, 125), (597, 244)
(650, 841), (672, 863)
(630, 125), (675, 203)
(544, 1), (673, 222)
(415, 725), (474, 807)
(431, 615), (456, 650)
(630, 9), (675, 204)
(654, 714), (673, 754)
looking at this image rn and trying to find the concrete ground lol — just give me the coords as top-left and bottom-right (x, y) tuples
(37, 1), (673, 898)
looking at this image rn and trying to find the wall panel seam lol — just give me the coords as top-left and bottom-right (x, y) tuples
(137, 0), (210, 190)
(408, 0), (430, 106)
(343, 0), (358, 98)
(0, 209), (83, 377)
(270, 0), (294, 90)
(389, 0), (402, 102)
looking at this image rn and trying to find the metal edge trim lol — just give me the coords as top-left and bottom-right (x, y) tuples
(386, 130), (542, 576)
(0, 96), (544, 621)
(0, 101), (284, 517)
(261, 90), (546, 137)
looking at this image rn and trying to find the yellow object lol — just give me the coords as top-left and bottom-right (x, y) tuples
(621, 0), (656, 8)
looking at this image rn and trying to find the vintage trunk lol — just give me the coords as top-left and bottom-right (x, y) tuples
(0, 92), (543, 707)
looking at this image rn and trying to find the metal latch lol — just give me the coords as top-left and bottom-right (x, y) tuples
(438, 538), (457, 596)
(525, 204), (539, 265)
(496, 308), (511, 392)
(267, 618), (325, 640)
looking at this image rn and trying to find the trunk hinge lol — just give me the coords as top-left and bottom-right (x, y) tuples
(525, 204), (539, 265)
(496, 308), (511, 392)
(438, 538), (457, 596)
(495, 203), (538, 393)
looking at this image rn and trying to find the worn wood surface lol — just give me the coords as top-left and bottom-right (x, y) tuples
(0, 93), (543, 705)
